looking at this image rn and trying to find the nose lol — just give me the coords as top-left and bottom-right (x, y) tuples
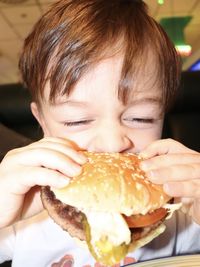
(88, 121), (134, 153)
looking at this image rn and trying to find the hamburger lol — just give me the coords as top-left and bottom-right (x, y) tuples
(41, 152), (181, 266)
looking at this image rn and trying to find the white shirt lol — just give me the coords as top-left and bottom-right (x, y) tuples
(0, 210), (200, 267)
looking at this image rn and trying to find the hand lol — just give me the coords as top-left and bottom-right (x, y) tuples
(139, 138), (200, 224)
(0, 137), (87, 228)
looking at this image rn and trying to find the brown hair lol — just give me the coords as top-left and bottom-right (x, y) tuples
(19, 0), (181, 111)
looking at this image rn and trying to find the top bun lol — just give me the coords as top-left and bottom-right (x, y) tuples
(52, 152), (171, 216)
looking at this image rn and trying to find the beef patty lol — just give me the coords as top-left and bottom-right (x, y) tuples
(41, 186), (165, 243)
(41, 186), (86, 240)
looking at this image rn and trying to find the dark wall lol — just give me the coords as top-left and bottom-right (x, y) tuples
(163, 71), (200, 151)
(0, 83), (42, 141)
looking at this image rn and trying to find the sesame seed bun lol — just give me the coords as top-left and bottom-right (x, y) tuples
(52, 152), (171, 216)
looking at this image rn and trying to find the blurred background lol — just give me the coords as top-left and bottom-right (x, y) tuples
(0, 0), (53, 84)
(0, 0), (200, 84)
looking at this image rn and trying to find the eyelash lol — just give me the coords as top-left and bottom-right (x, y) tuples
(124, 118), (154, 124)
(63, 120), (93, 126)
(135, 118), (154, 123)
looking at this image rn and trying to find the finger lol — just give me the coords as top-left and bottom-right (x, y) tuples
(5, 147), (83, 178)
(28, 139), (87, 164)
(146, 163), (200, 183)
(140, 153), (200, 172)
(36, 137), (83, 150)
(7, 167), (71, 194)
(163, 180), (200, 198)
(139, 139), (195, 159)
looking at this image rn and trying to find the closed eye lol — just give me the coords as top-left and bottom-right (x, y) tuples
(123, 117), (156, 129)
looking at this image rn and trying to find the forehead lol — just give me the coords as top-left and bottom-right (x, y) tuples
(43, 49), (161, 105)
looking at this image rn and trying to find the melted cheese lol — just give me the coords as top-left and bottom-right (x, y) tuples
(83, 210), (131, 246)
(82, 210), (130, 265)
(163, 202), (182, 219)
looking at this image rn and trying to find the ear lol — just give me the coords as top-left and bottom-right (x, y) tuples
(30, 102), (49, 135)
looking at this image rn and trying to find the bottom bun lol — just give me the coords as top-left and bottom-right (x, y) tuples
(128, 223), (166, 253)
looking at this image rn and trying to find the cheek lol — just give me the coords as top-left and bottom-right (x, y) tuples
(39, 117), (63, 137)
(63, 132), (92, 150)
(44, 124), (91, 150)
(129, 125), (163, 152)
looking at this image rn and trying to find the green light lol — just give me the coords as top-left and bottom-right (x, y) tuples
(160, 16), (192, 46)
(158, 0), (164, 5)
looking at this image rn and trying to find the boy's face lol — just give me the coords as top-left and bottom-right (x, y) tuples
(32, 53), (164, 153)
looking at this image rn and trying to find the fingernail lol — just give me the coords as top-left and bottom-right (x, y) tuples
(70, 165), (82, 176)
(146, 170), (158, 182)
(163, 183), (169, 192)
(77, 153), (87, 164)
(140, 161), (149, 171)
(163, 183), (179, 196)
(163, 183), (174, 195)
(57, 177), (70, 188)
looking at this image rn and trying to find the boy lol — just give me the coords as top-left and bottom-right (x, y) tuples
(0, 0), (200, 266)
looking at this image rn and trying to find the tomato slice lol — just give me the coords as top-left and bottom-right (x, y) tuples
(124, 208), (168, 228)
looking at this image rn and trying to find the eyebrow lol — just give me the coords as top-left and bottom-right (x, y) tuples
(128, 96), (162, 106)
(52, 99), (90, 108)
